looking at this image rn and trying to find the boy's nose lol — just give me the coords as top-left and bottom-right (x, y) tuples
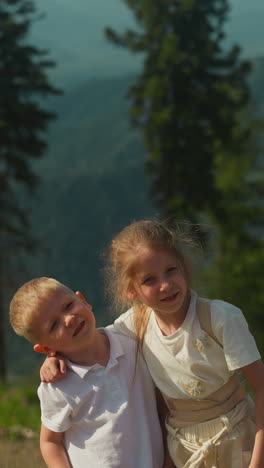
(64, 314), (75, 328)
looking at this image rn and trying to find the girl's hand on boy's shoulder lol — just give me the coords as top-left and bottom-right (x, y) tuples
(40, 355), (67, 383)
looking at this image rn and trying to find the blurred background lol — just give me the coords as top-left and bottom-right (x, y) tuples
(0, 0), (264, 463)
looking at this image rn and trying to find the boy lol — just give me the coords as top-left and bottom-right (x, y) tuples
(9, 277), (164, 468)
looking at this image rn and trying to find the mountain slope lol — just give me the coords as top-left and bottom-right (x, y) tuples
(8, 60), (264, 376)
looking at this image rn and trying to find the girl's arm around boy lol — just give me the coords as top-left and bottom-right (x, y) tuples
(40, 424), (71, 468)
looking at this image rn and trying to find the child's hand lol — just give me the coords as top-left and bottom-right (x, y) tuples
(40, 355), (67, 383)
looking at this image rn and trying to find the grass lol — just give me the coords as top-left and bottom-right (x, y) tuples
(0, 375), (46, 467)
(0, 376), (40, 432)
(0, 439), (46, 468)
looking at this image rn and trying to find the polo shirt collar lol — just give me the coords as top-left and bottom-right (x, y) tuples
(65, 328), (125, 378)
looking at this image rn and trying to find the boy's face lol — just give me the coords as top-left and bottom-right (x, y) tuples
(32, 288), (96, 357)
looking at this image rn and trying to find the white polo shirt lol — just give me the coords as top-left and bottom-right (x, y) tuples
(38, 329), (164, 468)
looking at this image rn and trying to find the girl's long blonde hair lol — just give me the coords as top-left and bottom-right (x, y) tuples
(106, 219), (201, 351)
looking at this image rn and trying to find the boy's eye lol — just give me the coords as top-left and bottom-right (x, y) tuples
(167, 266), (178, 273)
(50, 321), (58, 333)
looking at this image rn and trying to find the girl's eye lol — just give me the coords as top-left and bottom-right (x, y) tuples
(142, 277), (155, 285)
(65, 301), (73, 310)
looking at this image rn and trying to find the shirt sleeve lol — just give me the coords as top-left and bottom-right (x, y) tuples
(112, 308), (137, 338)
(38, 382), (73, 433)
(210, 300), (261, 370)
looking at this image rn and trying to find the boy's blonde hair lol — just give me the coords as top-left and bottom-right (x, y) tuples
(9, 277), (71, 343)
(106, 219), (201, 351)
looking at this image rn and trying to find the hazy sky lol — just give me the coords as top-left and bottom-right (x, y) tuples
(31, 0), (264, 88)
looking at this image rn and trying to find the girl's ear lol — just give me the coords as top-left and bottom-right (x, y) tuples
(33, 344), (55, 356)
(126, 287), (137, 301)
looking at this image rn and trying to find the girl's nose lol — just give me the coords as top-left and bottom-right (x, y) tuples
(64, 314), (75, 328)
(159, 279), (170, 292)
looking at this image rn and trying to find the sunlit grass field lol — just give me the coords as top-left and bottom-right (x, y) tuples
(0, 439), (45, 468)
(0, 376), (46, 467)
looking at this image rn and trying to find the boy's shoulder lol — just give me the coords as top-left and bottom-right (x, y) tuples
(38, 363), (90, 401)
(110, 308), (137, 338)
(38, 330), (138, 397)
(103, 327), (137, 356)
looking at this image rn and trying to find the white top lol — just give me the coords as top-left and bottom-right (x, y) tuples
(38, 329), (164, 468)
(113, 291), (260, 399)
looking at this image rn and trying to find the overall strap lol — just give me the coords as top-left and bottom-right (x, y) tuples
(162, 296), (246, 426)
(196, 297), (222, 348)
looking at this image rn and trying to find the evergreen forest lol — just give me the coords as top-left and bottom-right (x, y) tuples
(7, 60), (264, 376)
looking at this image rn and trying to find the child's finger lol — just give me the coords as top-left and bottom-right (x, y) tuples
(40, 368), (52, 383)
(59, 358), (67, 375)
(48, 353), (67, 376)
(49, 359), (62, 376)
(41, 367), (62, 383)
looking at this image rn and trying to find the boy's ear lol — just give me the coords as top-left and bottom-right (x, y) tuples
(75, 290), (85, 303)
(33, 344), (55, 356)
(126, 287), (137, 301)
(75, 291), (91, 308)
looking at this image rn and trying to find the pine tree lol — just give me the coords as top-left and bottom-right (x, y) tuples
(105, 0), (260, 222)
(106, 0), (264, 349)
(0, 0), (60, 381)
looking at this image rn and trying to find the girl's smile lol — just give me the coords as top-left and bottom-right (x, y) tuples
(160, 292), (178, 302)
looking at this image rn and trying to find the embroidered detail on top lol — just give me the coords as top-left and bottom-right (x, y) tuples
(193, 333), (211, 354)
(184, 379), (205, 397)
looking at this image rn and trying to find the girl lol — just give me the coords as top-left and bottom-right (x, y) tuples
(41, 219), (264, 468)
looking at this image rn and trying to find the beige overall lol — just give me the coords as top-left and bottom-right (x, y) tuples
(163, 299), (255, 468)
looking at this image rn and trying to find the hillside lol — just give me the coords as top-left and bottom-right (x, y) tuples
(7, 75), (155, 376)
(7, 60), (264, 376)
(23, 75), (156, 308)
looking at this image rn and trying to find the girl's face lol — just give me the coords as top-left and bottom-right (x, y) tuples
(129, 247), (189, 319)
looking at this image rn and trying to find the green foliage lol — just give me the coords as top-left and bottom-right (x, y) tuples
(0, 376), (41, 436)
(0, 0), (60, 262)
(6, 76), (156, 377)
(105, 0), (260, 222)
(0, 0), (61, 381)
(106, 0), (264, 348)
(202, 237), (264, 357)
(6, 65), (264, 376)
